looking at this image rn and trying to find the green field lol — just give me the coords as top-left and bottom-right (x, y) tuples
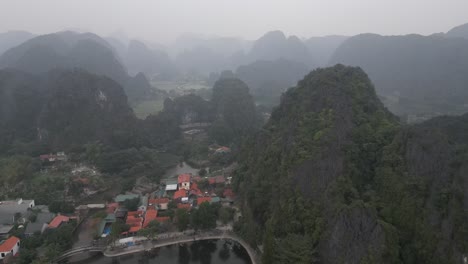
(131, 99), (165, 119)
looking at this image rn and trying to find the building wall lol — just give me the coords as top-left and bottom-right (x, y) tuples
(180, 182), (190, 190)
(0, 241), (20, 260)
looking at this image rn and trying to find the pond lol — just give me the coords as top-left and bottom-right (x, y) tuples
(73, 239), (252, 264)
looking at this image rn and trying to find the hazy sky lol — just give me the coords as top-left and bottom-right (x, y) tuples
(1, 0), (467, 43)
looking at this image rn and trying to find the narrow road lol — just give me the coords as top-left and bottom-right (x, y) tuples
(104, 230), (260, 264)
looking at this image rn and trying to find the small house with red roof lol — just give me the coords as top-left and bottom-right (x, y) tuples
(0, 236), (20, 260)
(48, 215), (70, 229)
(143, 209), (157, 228)
(125, 211), (143, 234)
(178, 174), (191, 190)
(149, 198), (169, 211)
(173, 189), (187, 200)
(197, 197), (212, 206)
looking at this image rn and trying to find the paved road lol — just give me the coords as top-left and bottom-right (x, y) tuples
(104, 229), (260, 264)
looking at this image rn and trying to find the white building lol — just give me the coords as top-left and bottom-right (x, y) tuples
(0, 236), (20, 260)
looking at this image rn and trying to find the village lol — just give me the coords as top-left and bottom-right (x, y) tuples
(0, 145), (244, 264)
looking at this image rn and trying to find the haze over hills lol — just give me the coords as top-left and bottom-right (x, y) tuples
(1, 6), (468, 263)
(0, 31), (157, 102)
(330, 32), (468, 116)
(0, 30), (35, 55)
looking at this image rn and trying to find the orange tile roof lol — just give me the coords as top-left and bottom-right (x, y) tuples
(197, 197), (212, 205)
(149, 198), (169, 205)
(0, 236), (19, 252)
(48, 215), (70, 228)
(173, 189), (187, 199)
(128, 225), (141, 233)
(178, 174), (191, 184)
(223, 188), (235, 198)
(127, 211), (143, 217)
(126, 215), (142, 224)
(143, 209), (158, 228)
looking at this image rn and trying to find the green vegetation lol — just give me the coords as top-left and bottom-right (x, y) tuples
(192, 202), (219, 230)
(234, 65), (468, 263)
(48, 201), (75, 214)
(131, 98), (165, 119)
(175, 208), (190, 231)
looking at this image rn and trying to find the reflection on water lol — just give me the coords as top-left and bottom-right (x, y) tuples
(78, 240), (252, 264)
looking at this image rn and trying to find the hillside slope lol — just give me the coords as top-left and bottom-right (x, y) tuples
(234, 65), (467, 263)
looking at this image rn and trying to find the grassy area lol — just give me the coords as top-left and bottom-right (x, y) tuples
(132, 99), (165, 119)
(152, 81), (211, 91)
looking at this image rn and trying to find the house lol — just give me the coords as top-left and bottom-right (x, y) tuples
(139, 196), (148, 212)
(143, 209), (157, 228)
(114, 194), (140, 204)
(189, 182), (203, 196)
(115, 208), (128, 220)
(210, 197), (221, 204)
(97, 213), (116, 237)
(178, 174), (191, 190)
(164, 179), (178, 192)
(39, 152), (67, 162)
(197, 197), (212, 205)
(48, 215), (69, 229)
(215, 146), (231, 154)
(0, 236), (20, 260)
(173, 189), (187, 200)
(149, 198), (169, 210)
(125, 211), (143, 234)
(0, 199), (35, 226)
(106, 203), (119, 214)
(24, 212), (54, 237)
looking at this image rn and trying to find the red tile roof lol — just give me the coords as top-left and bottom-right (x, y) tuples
(125, 213), (143, 234)
(178, 174), (191, 184)
(223, 188), (235, 199)
(143, 209), (158, 228)
(208, 178), (216, 185)
(149, 198), (169, 205)
(197, 197), (212, 205)
(48, 215), (70, 228)
(173, 189), (187, 200)
(0, 236), (19, 252)
(128, 225), (141, 233)
(127, 211), (143, 217)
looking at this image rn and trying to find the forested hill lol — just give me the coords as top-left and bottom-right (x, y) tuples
(0, 31), (156, 101)
(233, 65), (468, 263)
(0, 69), (141, 153)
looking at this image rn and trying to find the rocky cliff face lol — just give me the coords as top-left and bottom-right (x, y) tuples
(234, 65), (467, 263)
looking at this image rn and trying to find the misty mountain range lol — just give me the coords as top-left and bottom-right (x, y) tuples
(1, 22), (468, 117)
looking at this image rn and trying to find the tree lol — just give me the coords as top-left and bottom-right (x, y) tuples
(123, 197), (140, 211)
(48, 201), (75, 214)
(109, 220), (130, 245)
(176, 208), (190, 231)
(218, 207), (235, 224)
(192, 202), (216, 230)
(138, 220), (160, 239)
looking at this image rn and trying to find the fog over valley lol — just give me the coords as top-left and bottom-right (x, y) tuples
(0, 1), (468, 264)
